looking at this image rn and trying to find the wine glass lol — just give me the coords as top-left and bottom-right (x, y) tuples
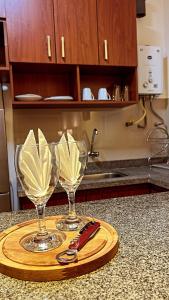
(55, 140), (88, 231)
(15, 143), (65, 252)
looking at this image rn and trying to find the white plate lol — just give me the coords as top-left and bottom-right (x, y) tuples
(44, 96), (73, 101)
(15, 94), (42, 101)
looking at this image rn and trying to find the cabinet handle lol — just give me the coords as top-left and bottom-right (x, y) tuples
(104, 40), (108, 61)
(61, 36), (65, 58)
(47, 35), (52, 58)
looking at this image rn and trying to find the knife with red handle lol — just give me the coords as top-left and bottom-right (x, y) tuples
(56, 221), (100, 264)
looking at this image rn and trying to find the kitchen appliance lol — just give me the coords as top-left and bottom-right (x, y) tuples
(138, 45), (163, 95)
(0, 84), (11, 211)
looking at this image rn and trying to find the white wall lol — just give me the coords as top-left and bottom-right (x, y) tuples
(13, 0), (169, 162)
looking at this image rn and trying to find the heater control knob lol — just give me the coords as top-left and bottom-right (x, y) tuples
(143, 81), (148, 88)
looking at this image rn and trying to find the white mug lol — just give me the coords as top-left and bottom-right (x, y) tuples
(82, 88), (94, 100)
(98, 88), (111, 100)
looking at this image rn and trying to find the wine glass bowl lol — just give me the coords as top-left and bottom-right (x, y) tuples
(15, 143), (65, 252)
(56, 140), (88, 231)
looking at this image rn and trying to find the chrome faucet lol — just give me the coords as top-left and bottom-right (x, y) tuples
(88, 128), (99, 158)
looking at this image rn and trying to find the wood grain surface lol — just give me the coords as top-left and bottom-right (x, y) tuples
(5, 0), (56, 63)
(97, 0), (137, 66)
(0, 0), (5, 18)
(54, 0), (98, 64)
(0, 216), (119, 281)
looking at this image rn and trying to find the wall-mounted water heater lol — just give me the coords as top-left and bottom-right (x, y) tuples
(137, 45), (163, 95)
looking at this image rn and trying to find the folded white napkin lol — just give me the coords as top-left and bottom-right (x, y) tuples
(56, 133), (81, 185)
(19, 129), (52, 198)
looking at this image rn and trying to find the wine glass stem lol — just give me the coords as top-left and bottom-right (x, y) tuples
(35, 204), (48, 236)
(67, 191), (77, 220)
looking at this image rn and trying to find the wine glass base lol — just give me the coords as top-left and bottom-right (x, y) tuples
(20, 229), (66, 252)
(56, 216), (88, 231)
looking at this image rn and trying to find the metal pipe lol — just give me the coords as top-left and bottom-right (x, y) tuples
(137, 96), (147, 128)
(149, 95), (167, 128)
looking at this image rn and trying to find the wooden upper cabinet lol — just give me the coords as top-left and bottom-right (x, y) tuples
(54, 0), (98, 65)
(5, 0), (56, 63)
(97, 0), (137, 66)
(0, 0), (5, 18)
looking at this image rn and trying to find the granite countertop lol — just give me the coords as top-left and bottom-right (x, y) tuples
(0, 192), (169, 299)
(80, 162), (169, 191)
(18, 158), (169, 197)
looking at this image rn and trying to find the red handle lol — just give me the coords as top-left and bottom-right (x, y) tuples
(69, 222), (100, 251)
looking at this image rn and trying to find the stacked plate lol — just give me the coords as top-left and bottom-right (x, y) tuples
(15, 94), (42, 101)
(15, 94), (74, 101)
(43, 96), (73, 101)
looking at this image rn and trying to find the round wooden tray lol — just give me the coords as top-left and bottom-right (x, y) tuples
(0, 216), (119, 281)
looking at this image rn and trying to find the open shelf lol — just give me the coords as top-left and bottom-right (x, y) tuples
(11, 63), (79, 100)
(11, 63), (138, 109)
(79, 65), (138, 103)
(12, 100), (137, 109)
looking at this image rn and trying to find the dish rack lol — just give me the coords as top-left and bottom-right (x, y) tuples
(147, 126), (169, 169)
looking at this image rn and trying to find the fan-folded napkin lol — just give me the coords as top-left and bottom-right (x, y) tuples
(19, 129), (52, 197)
(56, 133), (81, 185)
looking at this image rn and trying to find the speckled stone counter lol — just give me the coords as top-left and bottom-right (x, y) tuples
(18, 158), (169, 197)
(0, 192), (169, 300)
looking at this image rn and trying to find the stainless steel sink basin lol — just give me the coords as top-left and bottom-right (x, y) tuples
(83, 172), (128, 181)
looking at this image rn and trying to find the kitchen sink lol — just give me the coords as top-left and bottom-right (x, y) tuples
(83, 171), (128, 181)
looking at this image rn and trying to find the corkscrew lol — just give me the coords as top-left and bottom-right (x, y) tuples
(56, 221), (100, 265)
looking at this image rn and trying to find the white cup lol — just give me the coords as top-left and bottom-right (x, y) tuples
(82, 88), (94, 100)
(98, 88), (111, 100)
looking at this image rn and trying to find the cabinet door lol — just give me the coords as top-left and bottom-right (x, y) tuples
(54, 0), (98, 64)
(0, 0), (5, 18)
(5, 0), (56, 63)
(97, 0), (137, 66)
